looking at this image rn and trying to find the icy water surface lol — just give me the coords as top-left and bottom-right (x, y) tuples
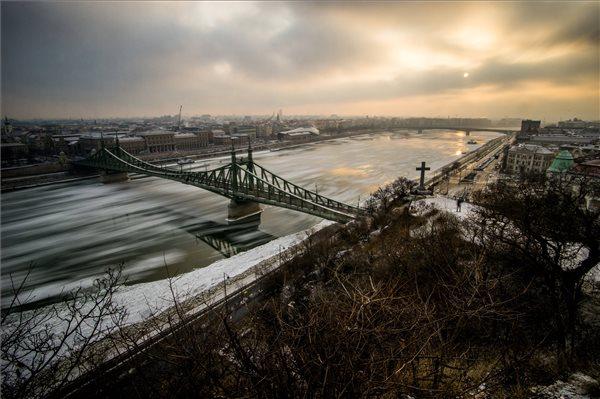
(1, 130), (502, 307)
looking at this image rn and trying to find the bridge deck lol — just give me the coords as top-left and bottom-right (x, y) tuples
(77, 146), (361, 223)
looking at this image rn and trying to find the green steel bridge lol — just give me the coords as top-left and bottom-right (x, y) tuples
(76, 143), (362, 223)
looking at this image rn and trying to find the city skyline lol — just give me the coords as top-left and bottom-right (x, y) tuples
(1, 1), (599, 120)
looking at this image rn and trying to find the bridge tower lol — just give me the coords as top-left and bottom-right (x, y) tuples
(246, 141), (255, 190)
(99, 131), (129, 183)
(226, 144), (261, 224)
(230, 144), (238, 191)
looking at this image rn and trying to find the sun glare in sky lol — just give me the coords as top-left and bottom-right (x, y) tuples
(1, 1), (598, 119)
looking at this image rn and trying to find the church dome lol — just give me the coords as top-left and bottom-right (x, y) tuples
(547, 150), (574, 173)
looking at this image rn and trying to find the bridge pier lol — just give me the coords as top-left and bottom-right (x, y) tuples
(99, 170), (129, 183)
(226, 198), (262, 225)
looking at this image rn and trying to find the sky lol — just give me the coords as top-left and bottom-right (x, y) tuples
(1, 1), (599, 121)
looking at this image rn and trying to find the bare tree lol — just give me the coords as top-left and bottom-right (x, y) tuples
(364, 177), (417, 229)
(470, 174), (600, 359)
(1, 267), (127, 399)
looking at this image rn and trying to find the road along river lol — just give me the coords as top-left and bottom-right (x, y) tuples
(1, 129), (503, 309)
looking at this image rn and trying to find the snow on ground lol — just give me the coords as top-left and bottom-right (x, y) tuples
(587, 265), (600, 285)
(413, 195), (477, 219)
(118, 219), (333, 325)
(3, 220), (334, 376)
(413, 196), (600, 285)
(531, 372), (599, 399)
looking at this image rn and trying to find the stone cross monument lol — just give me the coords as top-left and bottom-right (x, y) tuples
(416, 161), (430, 191)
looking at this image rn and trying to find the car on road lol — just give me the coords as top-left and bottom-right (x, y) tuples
(177, 157), (195, 165)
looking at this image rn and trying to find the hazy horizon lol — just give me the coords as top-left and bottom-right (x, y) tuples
(2, 1), (599, 120)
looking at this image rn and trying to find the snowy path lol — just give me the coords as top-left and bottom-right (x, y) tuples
(415, 195), (477, 219)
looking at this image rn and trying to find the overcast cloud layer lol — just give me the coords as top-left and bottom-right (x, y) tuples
(1, 1), (599, 120)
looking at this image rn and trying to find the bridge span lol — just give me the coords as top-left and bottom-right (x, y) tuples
(395, 126), (517, 135)
(76, 142), (362, 223)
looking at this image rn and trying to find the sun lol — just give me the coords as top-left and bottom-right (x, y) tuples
(463, 72), (469, 78)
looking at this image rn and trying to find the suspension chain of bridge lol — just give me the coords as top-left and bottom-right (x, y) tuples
(76, 142), (362, 223)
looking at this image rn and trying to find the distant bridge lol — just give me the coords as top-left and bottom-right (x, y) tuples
(76, 142), (361, 223)
(395, 126), (517, 135)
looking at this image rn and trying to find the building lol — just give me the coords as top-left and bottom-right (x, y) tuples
(277, 127), (320, 142)
(137, 130), (175, 153)
(211, 129), (248, 146)
(119, 136), (146, 155)
(313, 119), (339, 132)
(232, 125), (257, 139)
(211, 129), (231, 146)
(569, 156), (600, 210)
(571, 158), (600, 179)
(529, 135), (595, 146)
(505, 144), (555, 174)
(233, 134), (251, 146)
(517, 120), (541, 141)
(174, 133), (206, 151)
(256, 124), (273, 138)
(212, 135), (233, 146)
(557, 118), (588, 129)
(78, 132), (115, 153)
(547, 150), (575, 174)
(197, 130), (212, 146)
(211, 129), (231, 145)
(1, 142), (28, 165)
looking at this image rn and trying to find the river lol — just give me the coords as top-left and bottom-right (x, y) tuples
(1, 129), (503, 308)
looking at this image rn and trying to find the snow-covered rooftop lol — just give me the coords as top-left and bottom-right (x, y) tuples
(119, 136), (144, 142)
(280, 126), (319, 135)
(174, 133), (197, 139)
(137, 130), (173, 136)
(509, 144), (554, 155)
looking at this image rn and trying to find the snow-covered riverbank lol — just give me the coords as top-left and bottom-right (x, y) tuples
(2, 219), (334, 384)
(116, 219), (334, 326)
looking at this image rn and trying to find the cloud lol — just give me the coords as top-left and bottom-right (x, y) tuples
(1, 1), (598, 119)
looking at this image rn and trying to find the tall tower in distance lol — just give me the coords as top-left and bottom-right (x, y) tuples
(177, 105), (183, 131)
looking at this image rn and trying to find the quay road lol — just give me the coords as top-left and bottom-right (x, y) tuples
(427, 133), (514, 197)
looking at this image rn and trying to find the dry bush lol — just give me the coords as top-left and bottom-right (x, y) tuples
(184, 212), (546, 398)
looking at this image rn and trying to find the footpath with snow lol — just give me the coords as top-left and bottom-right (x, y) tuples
(414, 195), (477, 219)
